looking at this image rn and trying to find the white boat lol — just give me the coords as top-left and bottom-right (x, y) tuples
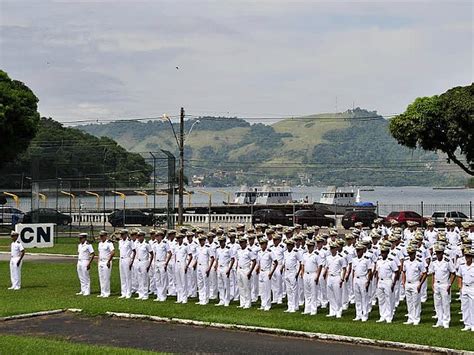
(315, 186), (375, 214)
(230, 185), (293, 205)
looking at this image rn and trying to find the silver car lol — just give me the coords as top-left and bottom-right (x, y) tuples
(0, 206), (25, 225)
(431, 211), (469, 227)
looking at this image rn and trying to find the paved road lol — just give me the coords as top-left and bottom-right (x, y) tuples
(0, 313), (420, 354)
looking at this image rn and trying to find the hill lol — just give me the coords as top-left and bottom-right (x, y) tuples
(79, 109), (467, 186)
(0, 118), (152, 189)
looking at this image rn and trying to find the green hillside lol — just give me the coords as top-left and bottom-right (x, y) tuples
(79, 109), (467, 186)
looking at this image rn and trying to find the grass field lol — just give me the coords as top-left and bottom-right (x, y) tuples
(1, 261), (473, 351)
(0, 335), (155, 354)
(0, 237), (79, 255)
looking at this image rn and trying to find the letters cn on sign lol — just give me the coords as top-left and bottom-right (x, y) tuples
(14, 223), (55, 248)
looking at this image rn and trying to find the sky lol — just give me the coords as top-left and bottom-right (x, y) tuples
(0, 0), (472, 123)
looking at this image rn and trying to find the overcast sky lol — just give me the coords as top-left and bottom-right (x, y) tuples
(1, 0), (472, 123)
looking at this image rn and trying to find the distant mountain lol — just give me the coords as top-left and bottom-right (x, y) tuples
(79, 108), (467, 187)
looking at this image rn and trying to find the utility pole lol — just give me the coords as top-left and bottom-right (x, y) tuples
(178, 107), (185, 226)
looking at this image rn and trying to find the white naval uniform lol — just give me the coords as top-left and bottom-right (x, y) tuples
(283, 249), (302, 312)
(148, 239), (157, 294)
(195, 244), (212, 305)
(118, 238), (135, 298)
(186, 239), (198, 298)
(10, 240), (24, 290)
(135, 240), (152, 299)
(249, 242), (260, 303)
(257, 247), (275, 311)
(325, 252), (347, 317)
(352, 254), (372, 321)
(227, 241), (240, 301)
(429, 257), (455, 327)
(216, 245), (233, 306)
(457, 260), (474, 331)
(403, 257), (426, 324)
(424, 229), (438, 248)
(208, 241), (219, 300)
(77, 242), (94, 295)
(174, 242), (191, 303)
(270, 242), (285, 304)
(236, 246), (256, 309)
(167, 238), (177, 296)
(317, 246), (329, 308)
(153, 239), (170, 301)
(342, 245), (355, 308)
(97, 240), (114, 297)
(375, 256), (398, 322)
(131, 239), (139, 293)
(302, 250), (321, 315)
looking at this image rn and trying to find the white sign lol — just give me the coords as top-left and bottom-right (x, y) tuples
(14, 223), (55, 248)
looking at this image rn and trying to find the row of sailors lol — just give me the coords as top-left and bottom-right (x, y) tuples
(70, 222), (474, 331)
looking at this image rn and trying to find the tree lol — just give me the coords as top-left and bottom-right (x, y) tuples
(389, 84), (474, 175)
(0, 70), (40, 168)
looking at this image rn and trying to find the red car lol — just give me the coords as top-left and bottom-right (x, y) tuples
(384, 211), (428, 227)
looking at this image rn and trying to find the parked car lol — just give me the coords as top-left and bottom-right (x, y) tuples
(252, 209), (292, 226)
(0, 206), (25, 225)
(294, 209), (335, 227)
(108, 209), (155, 227)
(342, 210), (379, 229)
(431, 211), (469, 227)
(23, 208), (72, 225)
(384, 211), (428, 227)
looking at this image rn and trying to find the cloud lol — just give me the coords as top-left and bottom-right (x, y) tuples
(0, 0), (471, 122)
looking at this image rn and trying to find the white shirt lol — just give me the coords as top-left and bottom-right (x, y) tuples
(153, 239), (170, 262)
(428, 258), (455, 284)
(270, 242), (286, 263)
(325, 253), (347, 276)
(352, 255), (372, 278)
(216, 246), (233, 269)
(237, 247), (256, 270)
(195, 244), (212, 267)
(77, 242), (94, 261)
(283, 249), (302, 273)
(403, 258), (426, 283)
(376, 257), (398, 280)
(98, 240), (114, 261)
(118, 239), (135, 259)
(174, 242), (190, 264)
(11, 240), (24, 258)
(135, 240), (152, 262)
(457, 261), (474, 286)
(302, 251), (320, 273)
(258, 248), (275, 272)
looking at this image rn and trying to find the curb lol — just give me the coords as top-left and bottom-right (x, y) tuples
(0, 251), (77, 258)
(0, 309), (66, 321)
(105, 311), (466, 354)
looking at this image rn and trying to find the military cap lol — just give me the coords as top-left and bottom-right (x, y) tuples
(313, 225), (320, 230)
(380, 245), (390, 252)
(176, 233), (185, 239)
(260, 223), (267, 228)
(285, 238), (295, 245)
(414, 234), (424, 242)
(345, 233), (355, 240)
(247, 233), (256, 239)
(266, 229), (275, 234)
(229, 232), (237, 238)
(186, 231), (194, 237)
(247, 227), (255, 233)
(320, 233), (329, 239)
(373, 218), (383, 224)
(119, 229), (129, 234)
(210, 227), (217, 233)
(238, 236), (248, 243)
(329, 230), (338, 236)
(236, 223), (245, 228)
(388, 235), (398, 242)
(149, 229), (156, 235)
(294, 224), (302, 228)
(433, 244), (445, 253)
(130, 229), (138, 235)
(354, 222), (363, 227)
(216, 229), (224, 234)
(355, 243), (365, 250)
(198, 234), (207, 240)
(437, 234), (447, 242)
(464, 248), (474, 257)
(361, 239), (371, 246)
(426, 220), (436, 227)
(328, 241), (338, 248)
(207, 232), (216, 238)
(10, 230), (19, 236)
(275, 224), (283, 229)
(156, 229), (165, 236)
(406, 246), (417, 254)
(259, 237), (268, 244)
(306, 240), (315, 247)
(217, 235), (226, 242)
(381, 240), (392, 248)
(237, 231), (245, 237)
(336, 239), (345, 246)
(315, 236), (324, 242)
(79, 232), (88, 238)
(228, 227), (236, 233)
(273, 233), (282, 240)
(138, 230), (146, 236)
(371, 232), (380, 239)
(390, 219), (399, 225)
(293, 235), (303, 241)
(256, 232), (264, 238)
(99, 230), (108, 236)
(167, 229), (177, 235)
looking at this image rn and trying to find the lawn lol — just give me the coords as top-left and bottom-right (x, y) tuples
(1, 261), (473, 351)
(0, 237), (79, 255)
(0, 335), (155, 354)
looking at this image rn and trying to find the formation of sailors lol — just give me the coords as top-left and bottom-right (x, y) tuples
(8, 217), (474, 331)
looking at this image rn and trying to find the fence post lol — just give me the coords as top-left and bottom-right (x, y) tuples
(376, 201), (379, 216)
(470, 201), (472, 219)
(420, 201), (424, 217)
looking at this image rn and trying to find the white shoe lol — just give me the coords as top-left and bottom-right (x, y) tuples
(215, 303), (223, 307)
(7, 287), (14, 290)
(361, 318), (368, 322)
(376, 318), (385, 323)
(432, 324), (441, 328)
(76, 292), (83, 296)
(326, 314), (335, 318)
(403, 321), (413, 325)
(97, 295), (103, 298)
(118, 295), (125, 299)
(461, 327), (471, 331)
(135, 296), (143, 300)
(352, 317), (360, 321)
(443, 324), (449, 329)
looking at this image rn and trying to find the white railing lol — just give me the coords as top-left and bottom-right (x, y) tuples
(69, 212), (252, 227)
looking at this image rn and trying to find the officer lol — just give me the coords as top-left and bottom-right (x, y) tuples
(429, 244), (456, 328)
(8, 231), (25, 290)
(324, 240), (347, 318)
(315, 235), (329, 308)
(206, 232), (219, 300)
(194, 234), (214, 305)
(166, 229), (177, 296)
(153, 229), (172, 302)
(118, 229), (136, 299)
(97, 230), (115, 298)
(174, 233), (193, 304)
(186, 231), (198, 298)
(269, 233), (285, 304)
(457, 248), (474, 331)
(283, 238), (302, 313)
(351, 242), (373, 322)
(301, 239), (322, 315)
(375, 243), (399, 323)
(236, 236), (257, 309)
(256, 237), (277, 311)
(215, 234), (235, 307)
(226, 231), (240, 301)
(402, 245), (427, 325)
(76, 232), (94, 296)
(424, 220), (438, 248)
(135, 230), (154, 300)
(247, 233), (260, 303)
(130, 229), (139, 294)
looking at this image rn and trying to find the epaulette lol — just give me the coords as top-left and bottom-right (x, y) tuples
(205, 245), (210, 248)
(226, 246), (230, 249)
(107, 240), (113, 243)
(416, 257), (422, 262)
(343, 250), (349, 255)
(396, 246), (402, 250)
(388, 257), (394, 261)
(364, 256), (370, 259)
(403, 257), (409, 261)
(444, 257), (450, 262)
